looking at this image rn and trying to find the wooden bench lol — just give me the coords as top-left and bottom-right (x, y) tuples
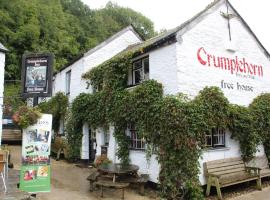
(95, 180), (129, 199)
(117, 174), (149, 195)
(87, 171), (100, 191)
(51, 137), (67, 160)
(204, 157), (262, 200)
(246, 155), (270, 178)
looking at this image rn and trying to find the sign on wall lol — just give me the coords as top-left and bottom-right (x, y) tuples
(19, 114), (52, 193)
(21, 53), (53, 98)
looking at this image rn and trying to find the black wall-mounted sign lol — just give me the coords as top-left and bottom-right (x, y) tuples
(21, 53), (53, 98)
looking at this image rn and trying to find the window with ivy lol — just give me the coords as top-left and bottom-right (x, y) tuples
(127, 123), (145, 150)
(131, 57), (149, 85)
(205, 128), (226, 148)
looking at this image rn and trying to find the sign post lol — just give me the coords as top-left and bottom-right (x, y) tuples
(19, 53), (53, 194)
(21, 53), (53, 105)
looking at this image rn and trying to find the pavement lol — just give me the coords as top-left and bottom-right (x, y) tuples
(229, 187), (270, 200)
(7, 145), (157, 200)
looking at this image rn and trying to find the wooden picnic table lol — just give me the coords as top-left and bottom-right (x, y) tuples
(98, 163), (139, 183)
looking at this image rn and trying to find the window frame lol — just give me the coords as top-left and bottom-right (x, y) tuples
(205, 128), (226, 148)
(131, 57), (149, 86)
(65, 70), (71, 95)
(127, 123), (146, 150)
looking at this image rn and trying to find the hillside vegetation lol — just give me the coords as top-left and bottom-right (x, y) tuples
(0, 0), (155, 80)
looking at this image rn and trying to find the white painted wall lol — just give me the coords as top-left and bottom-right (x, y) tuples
(150, 44), (179, 95)
(0, 52), (5, 145)
(53, 27), (142, 102)
(121, 1), (270, 185)
(52, 27), (142, 159)
(174, 2), (270, 184)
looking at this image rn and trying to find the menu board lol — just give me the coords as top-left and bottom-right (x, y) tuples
(19, 114), (52, 193)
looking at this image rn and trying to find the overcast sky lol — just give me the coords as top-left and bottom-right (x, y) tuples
(81, 0), (270, 51)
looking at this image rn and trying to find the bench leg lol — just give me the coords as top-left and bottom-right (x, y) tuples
(100, 185), (103, 198)
(206, 177), (212, 196)
(257, 178), (262, 190)
(214, 178), (222, 200)
(122, 188), (125, 200)
(139, 184), (145, 195)
(56, 149), (62, 161)
(89, 181), (94, 192)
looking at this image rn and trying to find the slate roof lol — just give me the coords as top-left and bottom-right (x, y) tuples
(0, 42), (8, 53)
(120, 0), (270, 59)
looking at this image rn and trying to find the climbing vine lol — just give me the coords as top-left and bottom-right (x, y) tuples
(70, 51), (270, 199)
(249, 94), (270, 161)
(38, 92), (69, 132)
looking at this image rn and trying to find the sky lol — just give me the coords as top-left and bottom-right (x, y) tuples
(81, 0), (270, 51)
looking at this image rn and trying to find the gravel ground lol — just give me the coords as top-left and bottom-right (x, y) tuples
(8, 145), (158, 200)
(8, 145), (270, 200)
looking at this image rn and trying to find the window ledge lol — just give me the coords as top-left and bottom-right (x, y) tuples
(129, 149), (145, 152)
(204, 147), (230, 152)
(126, 85), (139, 91)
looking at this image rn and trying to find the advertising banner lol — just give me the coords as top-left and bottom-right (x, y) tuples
(19, 114), (52, 193)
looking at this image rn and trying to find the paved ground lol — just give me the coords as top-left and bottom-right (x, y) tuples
(8, 145), (157, 200)
(7, 145), (270, 200)
(229, 187), (270, 200)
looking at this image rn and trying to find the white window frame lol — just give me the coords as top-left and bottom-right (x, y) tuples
(205, 128), (226, 148)
(65, 70), (71, 95)
(132, 57), (149, 85)
(127, 124), (145, 150)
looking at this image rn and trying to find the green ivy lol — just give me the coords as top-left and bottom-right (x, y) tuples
(249, 94), (270, 161)
(70, 52), (270, 199)
(38, 92), (69, 132)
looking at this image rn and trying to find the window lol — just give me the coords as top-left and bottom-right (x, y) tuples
(65, 70), (71, 95)
(104, 131), (110, 146)
(132, 57), (149, 85)
(127, 123), (146, 150)
(205, 128), (226, 148)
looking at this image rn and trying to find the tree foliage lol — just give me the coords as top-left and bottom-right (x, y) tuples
(0, 0), (155, 80)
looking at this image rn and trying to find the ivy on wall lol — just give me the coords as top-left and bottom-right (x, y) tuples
(38, 92), (69, 132)
(69, 51), (270, 199)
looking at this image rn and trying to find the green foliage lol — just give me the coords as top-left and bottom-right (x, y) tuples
(12, 106), (41, 129)
(64, 108), (83, 161)
(194, 86), (230, 130)
(249, 93), (270, 161)
(229, 105), (259, 160)
(73, 52), (270, 199)
(0, 0), (155, 80)
(38, 92), (68, 132)
(3, 82), (24, 116)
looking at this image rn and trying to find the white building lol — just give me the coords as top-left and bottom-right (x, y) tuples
(53, 0), (270, 185)
(0, 43), (7, 145)
(52, 25), (143, 159)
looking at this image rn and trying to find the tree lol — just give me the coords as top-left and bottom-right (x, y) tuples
(0, 0), (156, 80)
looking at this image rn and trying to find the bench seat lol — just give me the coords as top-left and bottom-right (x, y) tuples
(117, 174), (149, 195)
(95, 180), (129, 199)
(204, 157), (261, 200)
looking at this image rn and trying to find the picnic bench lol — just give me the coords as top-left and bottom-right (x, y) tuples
(95, 180), (129, 199)
(87, 171), (100, 191)
(51, 137), (67, 160)
(117, 173), (149, 195)
(204, 157), (262, 200)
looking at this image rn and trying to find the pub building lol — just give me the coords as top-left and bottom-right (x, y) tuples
(52, 0), (270, 185)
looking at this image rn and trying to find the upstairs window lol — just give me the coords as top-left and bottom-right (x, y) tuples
(65, 70), (71, 95)
(205, 128), (226, 148)
(127, 123), (145, 150)
(132, 57), (149, 85)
